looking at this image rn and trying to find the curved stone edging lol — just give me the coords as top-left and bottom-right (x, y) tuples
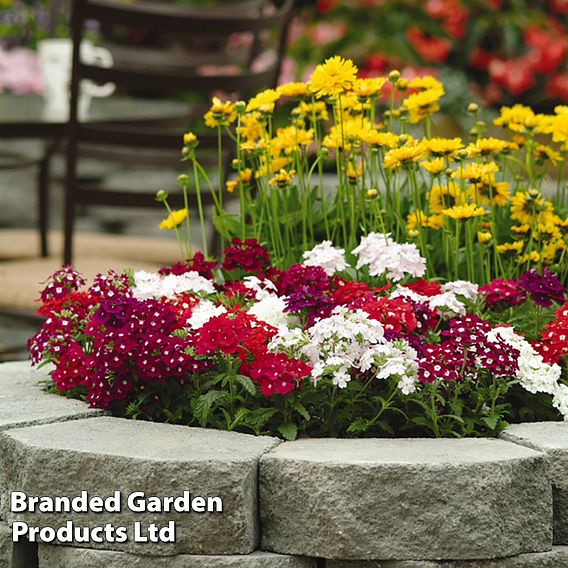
(500, 422), (568, 546)
(0, 362), (567, 567)
(0, 417), (279, 555)
(0, 362), (104, 431)
(259, 438), (552, 560)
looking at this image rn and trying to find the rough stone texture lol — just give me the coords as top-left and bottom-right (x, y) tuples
(0, 522), (38, 568)
(501, 422), (568, 546)
(0, 416), (280, 555)
(327, 546), (568, 567)
(260, 438), (552, 561)
(38, 547), (316, 567)
(0, 361), (104, 431)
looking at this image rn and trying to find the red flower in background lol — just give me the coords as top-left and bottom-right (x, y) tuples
(407, 27), (452, 64)
(489, 58), (536, 96)
(425, 0), (469, 39)
(316, 0), (338, 14)
(547, 72), (568, 101)
(551, 0), (568, 15)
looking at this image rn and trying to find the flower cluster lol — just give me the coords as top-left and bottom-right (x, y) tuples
(169, 56), (567, 291)
(30, 236), (568, 439)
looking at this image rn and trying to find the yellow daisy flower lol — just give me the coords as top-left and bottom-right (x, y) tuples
(467, 137), (509, 157)
(383, 142), (425, 169)
(421, 157), (445, 176)
(423, 137), (463, 157)
(496, 241), (525, 256)
(204, 97), (237, 127)
(352, 77), (386, 98)
(269, 169), (296, 187)
(292, 101), (329, 122)
(511, 191), (556, 225)
(407, 76), (444, 91)
(310, 56), (358, 99)
(429, 182), (466, 213)
(160, 209), (188, 230)
(452, 162), (499, 185)
(246, 89), (281, 114)
(277, 82), (311, 98)
(442, 203), (485, 220)
(403, 87), (445, 124)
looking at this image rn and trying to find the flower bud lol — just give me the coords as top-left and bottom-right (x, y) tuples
(467, 103), (479, 114)
(234, 100), (246, 114)
(183, 132), (197, 146)
(367, 188), (378, 199)
(408, 229), (419, 239)
(528, 188), (540, 199)
(155, 189), (169, 202)
(178, 174), (190, 186)
(181, 147), (192, 158)
(388, 69), (400, 83)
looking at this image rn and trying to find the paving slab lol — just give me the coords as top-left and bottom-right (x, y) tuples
(260, 438), (552, 561)
(38, 546), (316, 567)
(327, 546), (568, 567)
(501, 422), (568, 545)
(0, 361), (104, 431)
(0, 416), (279, 556)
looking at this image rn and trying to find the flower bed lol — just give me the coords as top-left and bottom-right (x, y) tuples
(29, 57), (568, 440)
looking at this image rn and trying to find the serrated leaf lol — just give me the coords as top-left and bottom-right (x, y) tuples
(194, 390), (227, 427)
(277, 423), (298, 441)
(291, 400), (310, 422)
(235, 375), (257, 396)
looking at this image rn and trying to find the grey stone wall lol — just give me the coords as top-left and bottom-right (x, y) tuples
(1, 362), (567, 568)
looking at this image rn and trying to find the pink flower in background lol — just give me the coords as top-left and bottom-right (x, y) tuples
(0, 47), (45, 95)
(278, 56), (297, 85)
(308, 22), (347, 46)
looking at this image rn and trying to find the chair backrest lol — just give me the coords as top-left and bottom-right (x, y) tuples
(63, 0), (295, 263)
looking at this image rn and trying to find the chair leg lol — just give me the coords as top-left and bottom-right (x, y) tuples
(37, 148), (51, 258)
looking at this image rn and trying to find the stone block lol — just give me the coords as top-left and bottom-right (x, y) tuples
(501, 422), (568, 545)
(38, 547), (316, 567)
(0, 361), (103, 431)
(327, 546), (568, 567)
(0, 417), (279, 555)
(260, 438), (552, 560)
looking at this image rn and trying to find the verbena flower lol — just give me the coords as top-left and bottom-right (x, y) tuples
(518, 269), (565, 307)
(302, 241), (347, 276)
(353, 233), (426, 281)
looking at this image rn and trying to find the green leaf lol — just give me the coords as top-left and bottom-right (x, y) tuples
(235, 375), (257, 396)
(346, 417), (369, 435)
(277, 423), (298, 441)
(291, 400), (311, 422)
(194, 390), (228, 428)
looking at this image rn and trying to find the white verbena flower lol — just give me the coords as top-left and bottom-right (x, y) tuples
(391, 286), (466, 319)
(248, 294), (290, 328)
(243, 276), (278, 300)
(132, 271), (163, 300)
(302, 240), (348, 276)
(441, 280), (479, 302)
(186, 299), (227, 330)
(133, 270), (215, 300)
(552, 384), (568, 420)
(353, 232), (426, 281)
(428, 291), (466, 318)
(487, 326), (562, 396)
